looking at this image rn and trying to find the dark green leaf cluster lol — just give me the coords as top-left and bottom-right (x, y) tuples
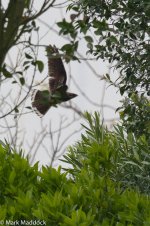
(57, 0), (150, 146)
(118, 94), (150, 141)
(58, 0), (150, 95)
(1, 112), (150, 225)
(24, 53), (44, 73)
(57, 19), (77, 39)
(0, 141), (39, 221)
(61, 42), (79, 62)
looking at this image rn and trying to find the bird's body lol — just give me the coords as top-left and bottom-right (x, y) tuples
(31, 45), (77, 117)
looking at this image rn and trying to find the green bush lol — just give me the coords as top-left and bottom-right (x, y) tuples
(62, 112), (150, 194)
(119, 94), (150, 141)
(0, 141), (39, 221)
(0, 112), (150, 225)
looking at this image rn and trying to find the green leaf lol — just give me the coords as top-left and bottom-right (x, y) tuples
(14, 106), (19, 113)
(9, 170), (16, 184)
(87, 42), (93, 50)
(129, 32), (137, 40)
(16, 71), (23, 75)
(84, 36), (93, 43)
(19, 77), (25, 85)
(25, 53), (33, 59)
(31, 20), (36, 28)
(35, 60), (44, 73)
(61, 44), (73, 52)
(23, 61), (30, 66)
(25, 106), (32, 110)
(109, 36), (118, 44)
(3, 69), (12, 78)
(24, 65), (30, 71)
(105, 73), (110, 80)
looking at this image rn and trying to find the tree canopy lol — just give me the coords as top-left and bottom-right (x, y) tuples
(58, 0), (150, 96)
(57, 0), (150, 140)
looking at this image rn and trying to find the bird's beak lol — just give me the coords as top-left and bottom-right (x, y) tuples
(67, 92), (78, 100)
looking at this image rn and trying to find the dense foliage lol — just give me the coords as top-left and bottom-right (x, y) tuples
(58, 0), (150, 96)
(0, 112), (150, 225)
(118, 94), (150, 140)
(57, 0), (150, 141)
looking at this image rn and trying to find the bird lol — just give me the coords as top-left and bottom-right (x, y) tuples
(31, 45), (77, 117)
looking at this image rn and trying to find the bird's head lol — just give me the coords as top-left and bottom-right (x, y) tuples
(51, 91), (77, 103)
(46, 45), (58, 57)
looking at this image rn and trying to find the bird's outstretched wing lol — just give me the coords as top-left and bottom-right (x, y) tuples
(31, 89), (50, 117)
(46, 45), (67, 94)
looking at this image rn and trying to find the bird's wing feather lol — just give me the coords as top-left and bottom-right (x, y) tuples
(31, 89), (50, 117)
(46, 45), (67, 94)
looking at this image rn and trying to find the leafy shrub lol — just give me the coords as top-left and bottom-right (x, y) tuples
(0, 112), (150, 225)
(119, 94), (150, 141)
(62, 112), (150, 194)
